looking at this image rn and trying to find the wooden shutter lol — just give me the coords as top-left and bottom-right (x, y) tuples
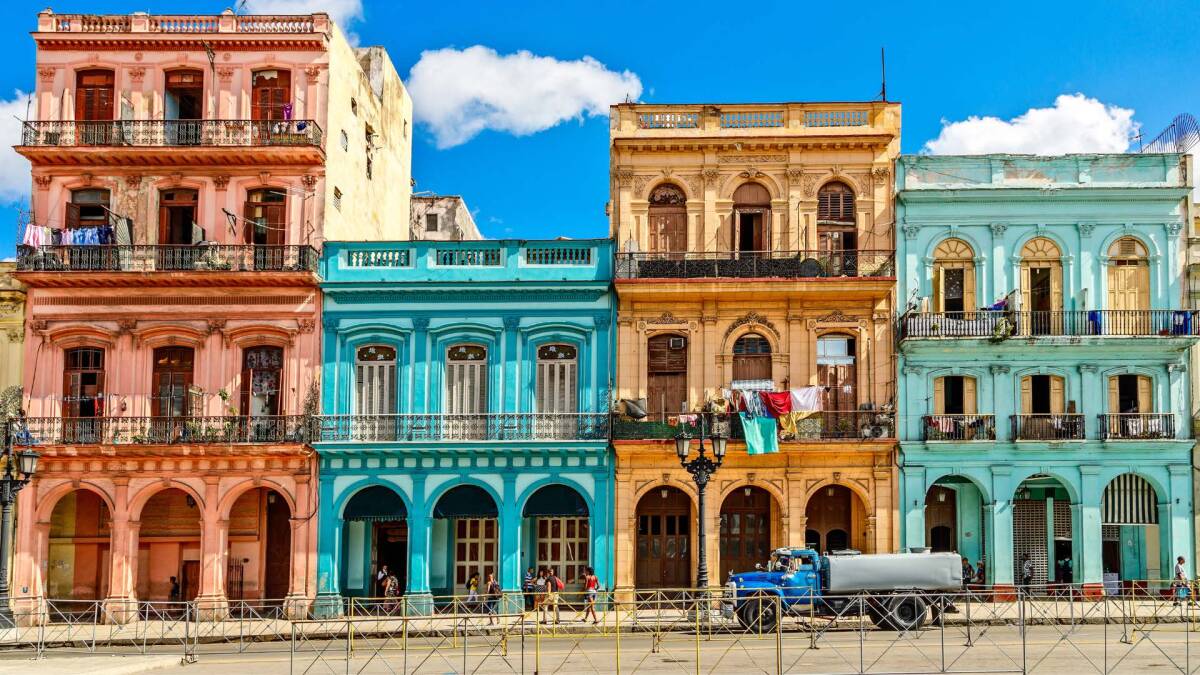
(1107, 377), (1119, 413)
(1020, 376), (1032, 415)
(1020, 264), (1031, 313)
(1050, 376), (1065, 415)
(1051, 265), (1063, 312)
(1137, 375), (1152, 413)
(240, 364), (252, 416)
(932, 377), (945, 415)
(537, 356), (578, 413)
(963, 377), (977, 415)
(65, 202), (81, 230)
(933, 266), (943, 312)
(963, 264), (977, 311)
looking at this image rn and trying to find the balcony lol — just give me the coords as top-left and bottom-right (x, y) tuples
(18, 120), (324, 166)
(611, 102), (897, 141)
(612, 411), (894, 442)
(922, 415), (996, 442)
(9, 415), (312, 446)
(314, 413), (611, 443)
(899, 310), (1200, 340)
(1011, 414), (1085, 441)
(615, 250), (894, 281)
(1099, 414), (1175, 440)
(15, 245), (318, 286)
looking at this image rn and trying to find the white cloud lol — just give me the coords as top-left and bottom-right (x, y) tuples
(923, 94), (1138, 155)
(241, 0), (363, 28)
(0, 91), (31, 205)
(407, 46), (642, 149)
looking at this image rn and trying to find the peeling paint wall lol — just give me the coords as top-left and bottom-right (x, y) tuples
(409, 196), (483, 241)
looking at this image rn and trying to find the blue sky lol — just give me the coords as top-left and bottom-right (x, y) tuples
(1, 0), (1198, 256)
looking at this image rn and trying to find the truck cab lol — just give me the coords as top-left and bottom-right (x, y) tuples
(729, 547), (822, 606)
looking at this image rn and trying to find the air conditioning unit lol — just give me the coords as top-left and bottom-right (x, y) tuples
(668, 337), (686, 350)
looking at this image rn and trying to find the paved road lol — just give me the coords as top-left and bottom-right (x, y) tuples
(5, 624), (1194, 673)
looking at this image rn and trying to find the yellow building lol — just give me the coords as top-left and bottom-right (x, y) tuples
(0, 262), (25, 397)
(609, 102), (901, 588)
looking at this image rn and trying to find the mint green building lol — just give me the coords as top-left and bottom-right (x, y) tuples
(896, 153), (1196, 591)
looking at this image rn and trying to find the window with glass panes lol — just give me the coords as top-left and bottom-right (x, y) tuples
(536, 517), (589, 584)
(454, 518), (497, 593)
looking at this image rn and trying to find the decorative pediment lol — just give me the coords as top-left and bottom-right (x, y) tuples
(723, 311), (779, 341)
(648, 311), (686, 325)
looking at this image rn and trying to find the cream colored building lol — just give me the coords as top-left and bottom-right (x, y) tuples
(410, 195), (483, 240)
(0, 262), (25, 397)
(609, 102), (901, 589)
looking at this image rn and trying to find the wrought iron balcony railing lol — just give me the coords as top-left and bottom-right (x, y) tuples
(1011, 414), (1085, 441)
(1098, 413), (1175, 440)
(611, 410), (894, 441)
(900, 310), (1200, 339)
(20, 119), (323, 148)
(8, 415), (312, 446)
(314, 413), (610, 442)
(16, 245), (319, 274)
(616, 250), (894, 280)
(922, 415), (996, 442)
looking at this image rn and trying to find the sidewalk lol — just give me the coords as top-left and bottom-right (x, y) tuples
(0, 654), (180, 675)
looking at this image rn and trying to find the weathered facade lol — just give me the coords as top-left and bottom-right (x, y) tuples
(314, 239), (614, 610)
(9, 9), (411, 623)
(609, 102), (901, 589)
(409, 195), (483, 241)
(0, 263), (25, 397)
(896, 154), (1196, 593)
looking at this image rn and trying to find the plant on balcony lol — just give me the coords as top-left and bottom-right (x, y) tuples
(989, 315), (1014, 343)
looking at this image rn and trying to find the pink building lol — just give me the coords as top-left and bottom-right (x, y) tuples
(9, 9), (412, 622)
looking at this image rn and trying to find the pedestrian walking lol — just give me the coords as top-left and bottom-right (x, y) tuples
(169, 576), (180, 602)
(542, 568), (563, 624)
(1173, 556), (1194, 606)
(523, 567), (536, 612)
(384, 572), (400, 614)
(533, 568), (548, 613)
(484, 573), (502, 624)
(376, 564), (390, 599)
(579, 567), (600, 624)
(466, 571), (480, 612)
(1021, 554), (1033, 588)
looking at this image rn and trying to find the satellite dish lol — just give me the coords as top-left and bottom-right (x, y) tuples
(798, 258), (824, 277)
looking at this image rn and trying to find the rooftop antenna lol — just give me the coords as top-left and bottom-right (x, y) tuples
(878, 47), (887, 102)
(1137, 113), (1199, 155)
(235, 0), (248, 14)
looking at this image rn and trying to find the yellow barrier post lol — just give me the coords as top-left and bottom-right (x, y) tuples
(695, 593), (701, 675)
(615, 595), (621, 674)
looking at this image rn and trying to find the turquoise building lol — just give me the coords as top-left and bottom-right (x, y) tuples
(896, 154), (1196, 591)
(314, 239), (614, 608)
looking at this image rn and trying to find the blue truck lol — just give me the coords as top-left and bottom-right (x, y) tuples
(730, 547), (963, 631)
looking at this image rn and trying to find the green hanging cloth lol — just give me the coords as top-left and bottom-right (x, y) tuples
(739, 412), (779, 455)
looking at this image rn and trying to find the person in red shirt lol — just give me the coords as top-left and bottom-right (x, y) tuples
(579, 567), (600, 624)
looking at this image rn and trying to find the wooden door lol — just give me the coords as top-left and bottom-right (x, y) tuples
(181, 560), (200, 601)
(649, 209), (686, 254)
(732, 334), (771, 382)
(152, 348), (194, 418)
(636, 489), (691, 588)
(1136, 375), (1152, 413)
(818, 363), (857, 411)
(251, 70), (291, 121)
(264, 493), (292, 600)
(75, 69), (114, 145)
(454, 518), (497, 594)
(241, 346), (283, 421)
(720, 488), (771, 580)
(647, 335), (688, 419)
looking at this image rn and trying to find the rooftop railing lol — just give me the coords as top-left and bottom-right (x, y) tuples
(900, 310), (1200, 339)
(16, 245), (319, 274)
(1099, 413), (1175, 440)
(42, 13), (320, 34)
(615, 250), (894, 280)
(8, 415), (312, 446)
(20, 120), (323, 149)
(314, 413), (610, 442)
(627, 105), (878, 132)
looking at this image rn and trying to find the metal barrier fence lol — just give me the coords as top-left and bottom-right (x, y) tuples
(4, 586), (1200, 673)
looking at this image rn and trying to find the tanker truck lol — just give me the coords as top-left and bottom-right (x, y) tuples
(730, 547), (963, 631)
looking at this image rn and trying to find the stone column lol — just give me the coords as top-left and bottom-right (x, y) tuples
(1076, 466), (1104, 595)
(285, 478), (312, 619)
(10, 483), (44, 624)
(1164, 465), (1194, 578)
(195, 488), (230, 620)
(902, 467), (927, 550)
(612, 467), (635, 595)
(406, 475), (434, 614)
(502, 317), (520, 413)
(498, 475), (522, 612)
(312, 474), (341, 618)
(104, 480), (138, 624)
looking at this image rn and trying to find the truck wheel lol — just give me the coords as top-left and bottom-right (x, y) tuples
(870, 595), (927, 631)
(736, 593), (778, 633)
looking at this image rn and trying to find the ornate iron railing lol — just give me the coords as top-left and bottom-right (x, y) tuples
(8, 415), (313, 446)
(20, 119), (323, 148)
(615, 250), (894, 280)
(1011, 414), (1085, 441)
(611, 410), (893, 441)
(900, 310), (1200, 339)
(16, 245), (318, 273)
(1099, 413), (1175, 440)
(922, 415), (996, 442)
(314, 413), (610, 442)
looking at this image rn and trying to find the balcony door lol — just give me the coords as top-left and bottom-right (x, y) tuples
(75, 69), (114, 145)
(1020, 238), (1063, 334)
(152, 347), (194, 442)
(241, 346), (283, 441)
(252, 69), (291, 122)
(63, 347), (104, 443)
(733, 182), (770, 255)
(648, 184), (687, 254)
(158, 189), (199, 270)
(933, 239), (976, 316)
(535, 344), (578, 439)
(817, 182), (857, 274)
(647, 335), (688, 420)
(731, 333), (771, 383)
(244, 188), (287, 270)
(164, 69), (203, 145)
(1106, 238), (1151, 334)
(354, 345), (397, 441)
(445, 344), (488, 439)
(817, 335), (857, 412)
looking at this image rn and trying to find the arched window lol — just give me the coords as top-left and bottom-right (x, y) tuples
(251, 69), (292, 121)
(647, 334), (688, 420)
(1021, 238), (1063, 334)
(536, 344), (578, 414)
(732, 182), (771, 253)
(355, 345), (397, 416)
(817, 335), (856, 412)
(446, 344), (488, 438)
(932, 239), (976, 315)
(817, 182), (856, 254)
(648, 184), (687, 253)
(1107, 237), (1150, 312)
(732, 333), (771, 382)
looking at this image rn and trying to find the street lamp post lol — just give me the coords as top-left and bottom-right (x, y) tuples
(674, 412), (728, 591)
(0, 414), (39, 628)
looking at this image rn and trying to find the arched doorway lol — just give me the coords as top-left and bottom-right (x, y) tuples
(47, 490), (112, 600)
(1102, 473), (1163, 588)
(732, 333), (771, 383)
(932, 239), (976, 317)
(1012, 475), (1076, 588)
(720, 486), (773, 580)
(924, 477), (987, 580)
(732, 182), (771, 254)
(341, 485), (407, 597)
(805, 485), (868, 554)
(523, 484), (590, 588)
(635, 486), (692, 588)
(648, 184), (687, 254)
(1020, 238), (1063, 335)
(136, 488), (202, 601)
(431, 485), (498, 595)
(228, 487), (292, 601)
